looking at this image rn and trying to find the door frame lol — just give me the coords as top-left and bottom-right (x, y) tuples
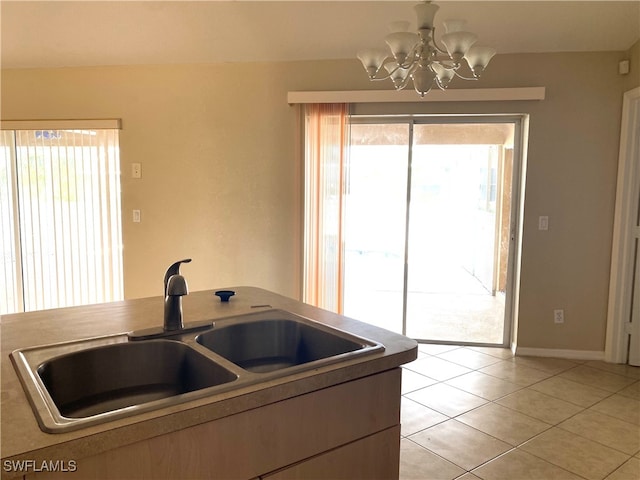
(606, 86), (640, 364)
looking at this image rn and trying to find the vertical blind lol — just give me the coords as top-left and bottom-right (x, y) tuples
(0, 131), (21, 313)
(0, 122), (123, 314)
(303, 104), (349, 313)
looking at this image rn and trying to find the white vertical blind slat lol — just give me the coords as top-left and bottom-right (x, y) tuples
(87, 131), (97, 303)
(0, 137), (8, 311)
(53, 132), (65, 307)
(0, 133), (11, 312)
(71, 132), (82, 305)
(64, 134), (74, 306)
(0, 131), (21, 313)
(44, 132), (54, 309)
(24, 137), (38, 310)
(111, 134), (123, 300)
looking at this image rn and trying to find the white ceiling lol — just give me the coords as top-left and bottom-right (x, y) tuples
(1, 1), (639, 69)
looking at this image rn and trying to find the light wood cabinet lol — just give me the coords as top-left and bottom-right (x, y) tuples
(27, 368), (402, 480)
(262, 426), (400, 480)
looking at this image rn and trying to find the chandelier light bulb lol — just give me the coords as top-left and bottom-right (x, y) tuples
(357, 1), (494, 96)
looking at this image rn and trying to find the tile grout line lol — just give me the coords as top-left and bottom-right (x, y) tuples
(405, 359), (638, 439)
(401, 346), (640, 479)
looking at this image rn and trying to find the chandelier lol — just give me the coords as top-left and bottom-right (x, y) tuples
(357, 1), (496, 97)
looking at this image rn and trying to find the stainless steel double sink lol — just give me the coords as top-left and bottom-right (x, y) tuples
(11, 309), (384, 433)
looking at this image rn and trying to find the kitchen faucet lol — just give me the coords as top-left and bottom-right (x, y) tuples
(128, 258), (213, 341)
(163, 258), (191, 331)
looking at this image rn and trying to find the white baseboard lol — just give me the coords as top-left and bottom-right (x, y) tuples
(513, 346), (605, 361)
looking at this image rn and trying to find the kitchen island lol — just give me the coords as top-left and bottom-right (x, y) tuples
(1, 287), (417, 479)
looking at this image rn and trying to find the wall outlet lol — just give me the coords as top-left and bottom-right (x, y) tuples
(132, 163), (142, 179)
(554, 309), (564, 324)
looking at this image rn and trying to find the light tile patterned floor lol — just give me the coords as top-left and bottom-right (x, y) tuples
(400, 345), (640, 480)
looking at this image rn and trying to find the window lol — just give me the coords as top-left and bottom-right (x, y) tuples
(0, 121), (123, 314)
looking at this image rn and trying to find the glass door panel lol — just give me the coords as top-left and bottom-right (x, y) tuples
(405, 123), (514, 343)
(343, 123), (409, 334)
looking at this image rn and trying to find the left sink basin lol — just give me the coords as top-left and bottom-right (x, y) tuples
(40, 340), (237, 417)
(11, 336), (238, 433)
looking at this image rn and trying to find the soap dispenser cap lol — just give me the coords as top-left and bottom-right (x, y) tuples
(215, 290), (235, 302)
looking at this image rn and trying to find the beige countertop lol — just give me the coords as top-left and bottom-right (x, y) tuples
(1, 287), (417, 478)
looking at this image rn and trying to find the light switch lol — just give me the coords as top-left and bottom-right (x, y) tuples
(133, 209), (141, 223)
(619, 60), (630, 75)
(132, 163), (142, 179)
(538, 216), (549, 231)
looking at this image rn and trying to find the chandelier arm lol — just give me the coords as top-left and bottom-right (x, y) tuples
(397, 67), (417, 90)
(434, 77), (447, 91)
(432, 58), (458, 70)
(387, 61), (410, 76)
(453, 70), (478, 81)
(399, 59), (418, 70)
(369, 72), (398, 82)
(368, 62), (411, 82)
(430, 28), (449, 56)
(401, 43), (423, 68)
(388, 47), (421, 71)
(385, 63), (417, 91)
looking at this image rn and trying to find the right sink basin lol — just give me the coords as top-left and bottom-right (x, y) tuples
(196, 310), (384, 373)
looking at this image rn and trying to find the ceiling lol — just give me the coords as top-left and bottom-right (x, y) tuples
(1, 1), (639, 69)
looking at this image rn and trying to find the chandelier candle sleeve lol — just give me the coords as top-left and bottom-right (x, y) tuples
(357, 0), (496, 97)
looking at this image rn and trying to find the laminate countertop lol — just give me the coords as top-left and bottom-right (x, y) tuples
(1, 287), (417, 479)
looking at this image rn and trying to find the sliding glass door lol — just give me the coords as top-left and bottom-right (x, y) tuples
(342, 118), (521, 345)
(343, 123), (409, 334)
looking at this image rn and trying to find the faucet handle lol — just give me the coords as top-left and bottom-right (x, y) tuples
(163, 258), (192, 296)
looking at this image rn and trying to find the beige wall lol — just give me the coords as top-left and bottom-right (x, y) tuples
(623, 39), (640, 91)
(2, 63), (305, 300)
(0, 48), (635, 352)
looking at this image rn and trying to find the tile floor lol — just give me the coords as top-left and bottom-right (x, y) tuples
(399, 344), (640, 480)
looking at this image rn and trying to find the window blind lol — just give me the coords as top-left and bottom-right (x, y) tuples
(303, 104), (349, 313)
(0, 125), (123, 314)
